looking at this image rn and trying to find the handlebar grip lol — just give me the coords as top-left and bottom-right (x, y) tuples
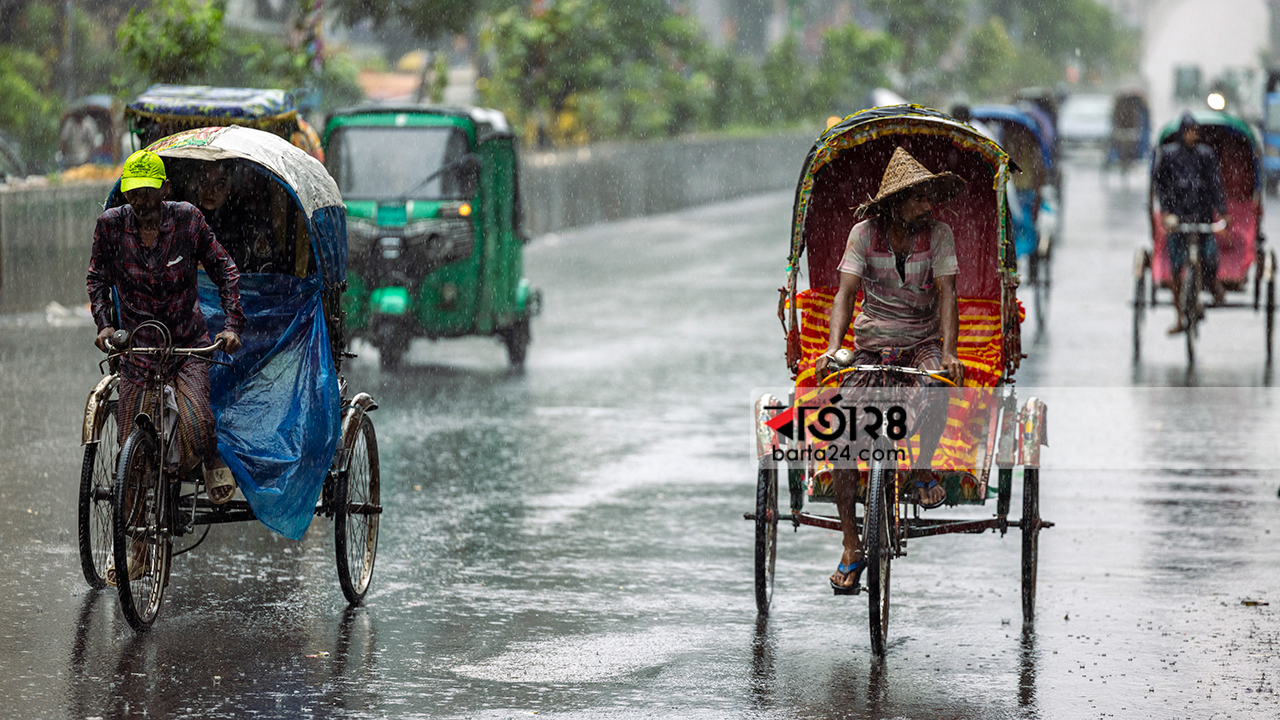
(108, 329), (131, 351)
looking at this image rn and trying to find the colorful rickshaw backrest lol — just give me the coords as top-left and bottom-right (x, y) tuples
(791, 105), (1013, 301)
(104, 125), (348, 539)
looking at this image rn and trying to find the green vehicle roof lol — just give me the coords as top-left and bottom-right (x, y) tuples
(1156, 109), (1258, 147)
(323, 104), (514, 144)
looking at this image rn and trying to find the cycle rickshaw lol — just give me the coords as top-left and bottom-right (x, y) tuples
(77, 126), (382, 631)
(1132, 109), (1275, 364)
(972, 103), (1060, 334)
(749, 106), (1051, 655)
(1106, 89), (1150, 175)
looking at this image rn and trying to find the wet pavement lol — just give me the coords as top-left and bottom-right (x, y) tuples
(2, 153), (1280, 719)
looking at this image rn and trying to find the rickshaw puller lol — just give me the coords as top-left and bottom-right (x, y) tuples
(87, 150), (245, 550)
(813, 147), (967, 593)
(1153, 112), (1229, 333)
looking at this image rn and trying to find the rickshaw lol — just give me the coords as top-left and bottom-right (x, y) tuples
(322, 104), (540, 370)
(972, 104), (1059, 333)
(1133, 109), (1275, 364)
(76, 126), (382, 631)
(749, 106), (1050, 655)
(1106, 90), (1150, 174)
(125, 84), (326, 162)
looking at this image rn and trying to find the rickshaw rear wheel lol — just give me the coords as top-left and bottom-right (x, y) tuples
(753, 458), (778, 616)
(114, 427), (171, 631)
(336, 414), (380, 605)
(1265, 267), (1275, 363)
(1021, 468), (1040, 624)
(1132, 264), (1147, 361)
(865, 461), (892, 656)
(501, 317), (531, 370)
(79, 400), (118, 590)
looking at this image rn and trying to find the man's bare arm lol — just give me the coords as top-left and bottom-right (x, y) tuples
(816, 271), (862, 379)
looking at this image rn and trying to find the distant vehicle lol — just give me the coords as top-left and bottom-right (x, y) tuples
(57, 95), (126, 169)
(1263, 70), (1280, 195)
(323, 104), (541, 369)
(1106, 90), (1150, 173)
(1174, 65), (1203, 103)
(125, 84), (325, 162)
(1057, 93), (1112, 149)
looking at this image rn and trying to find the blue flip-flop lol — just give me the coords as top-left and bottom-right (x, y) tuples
(914, 474), (947, 510)
(831, 560), (866, 595)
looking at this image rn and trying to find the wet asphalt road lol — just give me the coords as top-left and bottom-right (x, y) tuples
(3, 152), (1280, 719)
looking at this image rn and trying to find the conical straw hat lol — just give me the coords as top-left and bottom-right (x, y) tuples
(856, 146), (966, 216)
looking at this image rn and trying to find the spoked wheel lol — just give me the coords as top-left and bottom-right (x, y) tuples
(1132, 262), (1147, 361)
(336, 414), (381, 605)
(1184, 262), (1202, 365)
(78, 400), (117, 589)
(1265, 255), (1275, 363)
(1021, 468), (1041, 623)
(753, 458), (779, 616)
(865, 460), (893, 656)
(113, 427), (171, 631)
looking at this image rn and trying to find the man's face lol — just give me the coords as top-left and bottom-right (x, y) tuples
(1183, 127), (1200, 147)
(197, 166), (231, 211)
(124, 182), (168, 225)
(897, 187), (935, 227)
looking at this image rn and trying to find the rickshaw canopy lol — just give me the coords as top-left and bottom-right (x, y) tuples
(1154, 109), (1261, 190)
(790, 105), (1013, 301)
(971, 104), (1055, 177)
(106, 125), (347, 539)
(127, 85), (298, 127)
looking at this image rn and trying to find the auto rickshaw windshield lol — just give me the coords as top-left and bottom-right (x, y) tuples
(328, 125), (474, 200)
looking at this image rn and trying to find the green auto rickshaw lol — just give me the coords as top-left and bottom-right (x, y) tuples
(323, 105), (540, 369)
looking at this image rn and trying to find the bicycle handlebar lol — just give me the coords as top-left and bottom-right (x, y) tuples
(1170, 219), (1227, 234)
(820, 364), (958, 388)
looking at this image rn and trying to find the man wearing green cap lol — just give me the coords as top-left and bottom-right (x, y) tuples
(87, 150), (246, 523)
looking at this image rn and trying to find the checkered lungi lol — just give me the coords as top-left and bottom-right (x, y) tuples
(115, 358), (215, 473)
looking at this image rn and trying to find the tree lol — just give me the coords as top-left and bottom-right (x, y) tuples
(328, 0), (499, 40)
(865, 0), (964, 88)
(117, 0), (224, 85)
(814, 23), (901, 114)
(960, 17), (1018, 101)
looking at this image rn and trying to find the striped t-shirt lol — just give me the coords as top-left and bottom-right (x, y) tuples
(837, 218), (959, 351)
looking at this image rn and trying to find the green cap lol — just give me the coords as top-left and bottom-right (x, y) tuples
(120, 150), (166, 192)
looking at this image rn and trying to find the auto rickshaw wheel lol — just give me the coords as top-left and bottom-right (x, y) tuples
(1021, 468), (1040, 624)
(753, 458), (778, 616)
(114, 427), (172, 631)
(502, 317), (531, 370)
(336, 414), (380, 605)
(865, 461), (892, 656)
(78, 400), (117, 590)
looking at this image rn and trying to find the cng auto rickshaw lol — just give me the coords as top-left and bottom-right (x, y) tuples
(323, 105), (540, 369)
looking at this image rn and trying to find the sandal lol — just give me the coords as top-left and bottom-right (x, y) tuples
(830, 560), (865, 595)
(204, 463), (237, 505)
(105, 554), (145, 588)
(912, 471), (947, 510)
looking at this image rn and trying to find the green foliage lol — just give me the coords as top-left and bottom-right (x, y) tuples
(815, 23), (901, 114)
(759, 36), (814, 125)
(117, 0), (225, 85)
(328, 0), (499, 40)
(960, 17), (1017, 100)
(865, 0), (965, 85)
(985, 0), (1137, 79)
(0, 46), (59, 168)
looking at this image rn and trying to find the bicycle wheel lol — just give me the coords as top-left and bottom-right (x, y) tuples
(1132, 264), (1147, 361)
(865, 461), (892, 656)
(113, 427), (171, 631)
(336, 414), (381, 605)
(1184, 263), (1201, 364)
(1266, 264), (1275, 363)
(753, 458), (778, 616)
(1021, 469), (1041, 623)
(78, 400), (117, 589)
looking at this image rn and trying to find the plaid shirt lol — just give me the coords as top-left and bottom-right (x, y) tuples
(87, 201), (245, 383)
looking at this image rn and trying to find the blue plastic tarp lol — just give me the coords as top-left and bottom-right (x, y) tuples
(199, 272), (340, 539)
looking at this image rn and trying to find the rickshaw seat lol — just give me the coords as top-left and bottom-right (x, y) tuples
(790, 286), (1004, 483)
(1151, 198), (1258, 287)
